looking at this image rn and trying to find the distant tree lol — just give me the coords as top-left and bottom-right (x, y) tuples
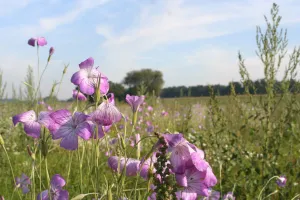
(109, 81), (126, 101)
(123, 69), (164, 96)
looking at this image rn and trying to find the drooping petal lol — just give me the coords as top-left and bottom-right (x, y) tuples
(13, 110), (37, 126)
(79, 57), (94, 69)
(37, 37), (47, 46)
(190, 152), (209, 172)
(91, 102), (122, 126)
(60, 133), (79, 150)
(72, 90), (87, 101)
(95, 125), (111, 139)
(50, 174), (66, 189)
(125, 94), (145, 113)
(163, 133), (184, 148)
(108, 156), (126, 173)
(75, 122), (92, 140)
(170, 145), (192, 174)
(126, 159), (140, 176)
(21, 186), (30, 194)
(28, 38), (36, 46)
(202, 167), (217, 188)
(24, 121), (41, 138)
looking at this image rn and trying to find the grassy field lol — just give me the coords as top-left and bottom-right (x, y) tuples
(1, 3), (300, 200)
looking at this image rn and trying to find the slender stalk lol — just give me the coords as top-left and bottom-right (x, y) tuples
(258, 176), (279, 200)
(45, 158), (50, 188)
(2, 145), (22, 199)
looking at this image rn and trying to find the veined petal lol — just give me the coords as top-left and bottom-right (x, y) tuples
(108, 156), (126, 173)
(51, 174), (66, 189)
(60, 133), (78, 150)
(176, 189), (198, 200)
(37, 190), (49, 200)
(53, 189), (69, 200)
(73, 112), (89, 124)
(79, 57), (94, 69)
(71, 70), (88, 85)
(163, 133), (184, 148)
(79, 78), (95, 95)
(24, 121), (41, 138)
(38, 111), (53, 129)
(203, 167), (217, 188)
(51, 124), (73, 140)
(75, 122), (92, 140)
(13, 110), (37, 126)
(91, 102), (122, 126)
(50, 109), (72, 125)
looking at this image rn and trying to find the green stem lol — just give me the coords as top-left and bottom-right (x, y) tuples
(2, 145), (22, 200)
(45, 158), (50, 188)
(258, 176), (279, 200)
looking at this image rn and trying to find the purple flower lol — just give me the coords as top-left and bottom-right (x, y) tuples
(147, 106), (153, 112)
(161, 110), (168, 116)
(13, 110), (53, 138)
(126, 94), (145, 113)
(146, 121), (154, 133)
(276, 175), (287, 187)
(140, 154), (157, 180)
(222, 192), (235, 200)
(38, 101), (53, 111)
(108, 156), (140, 176)
(91, 94), (122, 126)
(200, 189), (220, 200)
(49, 47), (54, 56)
(37, 174), (68, 200)
(72, 89), (87, 101)
(15, 173), (30, 194)
(28, 37), (47, 47)
(71, 57), (109, 95)
(50, 110), (92, 150)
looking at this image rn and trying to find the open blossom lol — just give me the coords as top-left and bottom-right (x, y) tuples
(37, 174), (68, 200)
(108, 156), (140, 176)
(222, 192), (235, 200)
(126, 94), (145, 113)
(13, 110), (53, 138)
(15, 173), (31, 194)
(200, 189), (220, 200)
(147, 106), (153, 112)
(28, 37), (47, 47)
(163, 134), (209, 174)
(276, 175), (287, 187)
(140, 153), (157, 180)
(91, 94), (122, 126)
(175, 166), (217, 199)
(50, 110), (92, 150)
(71, 57), (109, 95)
(72, 89), (87, 101)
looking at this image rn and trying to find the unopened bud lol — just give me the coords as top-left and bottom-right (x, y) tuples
(0, 135), (4, 146)
(47, 47), (54, 62)
(63, 65), (68, 74)
(41, 140), (48, 157)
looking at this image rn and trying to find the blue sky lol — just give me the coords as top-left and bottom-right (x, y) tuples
(0, 0), (300, 99)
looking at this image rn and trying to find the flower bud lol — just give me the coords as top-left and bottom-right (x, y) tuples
(0, 135), (4, 146)
(41, 140), (48, 157)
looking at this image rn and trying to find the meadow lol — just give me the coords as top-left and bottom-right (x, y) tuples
(0, 3), (300, 200)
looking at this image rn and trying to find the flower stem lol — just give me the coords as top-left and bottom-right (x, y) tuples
(258, 176), (279, 200)
(2, 145), (22, 199)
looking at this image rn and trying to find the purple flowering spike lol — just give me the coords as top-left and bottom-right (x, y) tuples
(50, 110), (92, 150)
(126, 94), (145, 113)
(37, 37), (47, 46)
(91, 100), (122, 126)
(28, 38), (36, 46)
(276, 175), (287, 187)
(222, 192), (235, 200)
(71, 57), (109, 95)
(15, 173), (31, 194)
(13, 110), (41, 138)
(72, 89), (87, 101)
(37, 174), (69, 200)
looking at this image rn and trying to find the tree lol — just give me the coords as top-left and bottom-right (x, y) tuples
(109, 81), (126, 101)
(123, 69), (164, 96)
